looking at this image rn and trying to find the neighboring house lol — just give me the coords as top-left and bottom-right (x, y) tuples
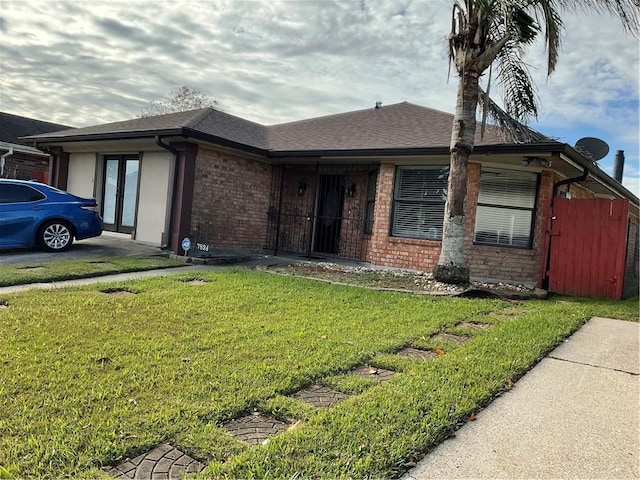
(25, 102), (639, 298)
(0, 112), (73, 182)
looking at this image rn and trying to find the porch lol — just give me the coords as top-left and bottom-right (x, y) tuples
(265, 163), (379, 262)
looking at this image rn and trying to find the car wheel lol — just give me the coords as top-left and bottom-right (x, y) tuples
(39, 221), (74, 252)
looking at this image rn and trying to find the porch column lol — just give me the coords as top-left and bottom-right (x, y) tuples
(49, 147), (69, 190)
(169, 142), (198, 253)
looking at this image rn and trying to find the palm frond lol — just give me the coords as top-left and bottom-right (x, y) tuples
(495, 42), (540, 122)
(534, 0), (564, 74)
(480, 63), (493, 138)
(556, 0), (640, 35)
(477, 87), (549, 143)
(509, 6), (541, 43)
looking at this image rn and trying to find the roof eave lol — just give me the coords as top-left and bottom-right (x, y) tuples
(560, 144), (639, 205)
(21, 127), (270, 157)
(182, 128), (269, 157)
(21, 128), (185, 144)
(268, 146), (452, 158)
(267, 142), (567, 158)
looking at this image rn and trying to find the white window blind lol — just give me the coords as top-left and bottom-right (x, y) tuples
(392, 166), (448, 240)
(474, 169), (537, 248)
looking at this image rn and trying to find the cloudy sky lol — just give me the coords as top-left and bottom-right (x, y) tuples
(1, 0), (638, 192)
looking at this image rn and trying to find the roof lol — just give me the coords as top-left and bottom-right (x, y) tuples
(0, 112), (73, 145)
(268, 102), (512, 151)
(24, 102), (534, 152)
(21, 102), (636, 205)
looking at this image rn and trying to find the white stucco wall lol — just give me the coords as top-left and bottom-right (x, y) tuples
(67, 153), (96, 198)
(136, 151), (171, 245)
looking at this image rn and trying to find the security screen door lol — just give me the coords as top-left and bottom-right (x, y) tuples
(313, 174), (345, 254)
(102, 154), (139, 234)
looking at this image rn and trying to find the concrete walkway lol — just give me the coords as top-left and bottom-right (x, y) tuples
(0, 256), (302, 295)
(403, 317), (640, 480)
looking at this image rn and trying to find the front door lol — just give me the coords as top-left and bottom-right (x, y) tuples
(313, 174), (345, 254)
(102, 154), (139, 234)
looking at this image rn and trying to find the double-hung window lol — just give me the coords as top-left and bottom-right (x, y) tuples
(391, 166), (449, 240)
(473, 168), (538, 248)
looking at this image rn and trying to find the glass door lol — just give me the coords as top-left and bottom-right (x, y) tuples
(102, 155), (139, 234)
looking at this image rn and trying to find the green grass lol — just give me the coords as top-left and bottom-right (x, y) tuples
(551, 295), (639, 322)
(0, 256), (183, 287)
(0, 270), (636, 478)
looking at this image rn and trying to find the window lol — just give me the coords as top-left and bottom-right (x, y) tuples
(0, 184), (45, 203)
(473, 168), (538, 248)
(391, 166), (449, 240)
(364, 169), (378, 234)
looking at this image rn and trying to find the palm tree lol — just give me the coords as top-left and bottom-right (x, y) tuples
(433, 0), (639, 285)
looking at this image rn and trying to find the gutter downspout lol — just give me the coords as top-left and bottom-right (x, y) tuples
(543, 167), (589, 288)
(0, 147), (13, 177)
(155, 135), (180, 250)
(551, 167), (588, 201)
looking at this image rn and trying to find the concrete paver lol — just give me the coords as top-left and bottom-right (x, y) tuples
(353, 365), (397, 382)
(223, 413), (291, 445)
(433, 332), (470, 344)
(398, 347), (439, 360)
(403, 317), (640, 480)
(455, 321), (493, 331)
(107, 444), (203, 479)
(291, 384), (351, 407)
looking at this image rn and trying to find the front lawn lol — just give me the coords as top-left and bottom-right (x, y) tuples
(0, 256), (183, 287)
(0, 269), (635, 478)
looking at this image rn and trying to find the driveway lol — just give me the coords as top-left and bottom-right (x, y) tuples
(0, 232), (165, 265)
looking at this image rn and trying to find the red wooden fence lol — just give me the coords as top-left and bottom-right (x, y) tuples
(547, 198), (629, 299)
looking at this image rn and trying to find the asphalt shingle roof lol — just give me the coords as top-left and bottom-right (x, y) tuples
(267, 102), (507, 151)
(24, 102), (527, 152)
(18, 103), (636, 205)
(0, 112), (73, 145)
(23, 109), (208, 140)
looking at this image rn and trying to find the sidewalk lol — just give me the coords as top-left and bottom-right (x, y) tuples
(0, 255), (301, 294)
(403, 316), (640, 480)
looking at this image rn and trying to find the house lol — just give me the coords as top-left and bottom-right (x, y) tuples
(24, 102), (639, 299)
(0, 112), (73, 182)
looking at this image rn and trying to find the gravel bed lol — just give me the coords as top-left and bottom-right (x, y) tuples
(267, 262), (538, 298)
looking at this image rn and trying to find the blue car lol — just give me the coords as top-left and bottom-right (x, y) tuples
(0, 179), (102, 252)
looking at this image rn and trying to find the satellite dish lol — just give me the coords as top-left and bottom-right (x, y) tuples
(575, 137), (609, 161)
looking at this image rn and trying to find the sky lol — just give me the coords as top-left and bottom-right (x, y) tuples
(1, 0), (638, 193)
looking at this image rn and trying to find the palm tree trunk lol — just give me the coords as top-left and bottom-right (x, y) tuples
(433, 69), (479, 284)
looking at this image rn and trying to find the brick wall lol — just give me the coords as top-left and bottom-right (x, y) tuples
(556, 179), (595, 199)
(367, 162), (554, 285)
(367, 163), (444, 270)
(3, 153), (49, 181)
(191, 147), (271, 249)
(465, 166), (554, 284)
